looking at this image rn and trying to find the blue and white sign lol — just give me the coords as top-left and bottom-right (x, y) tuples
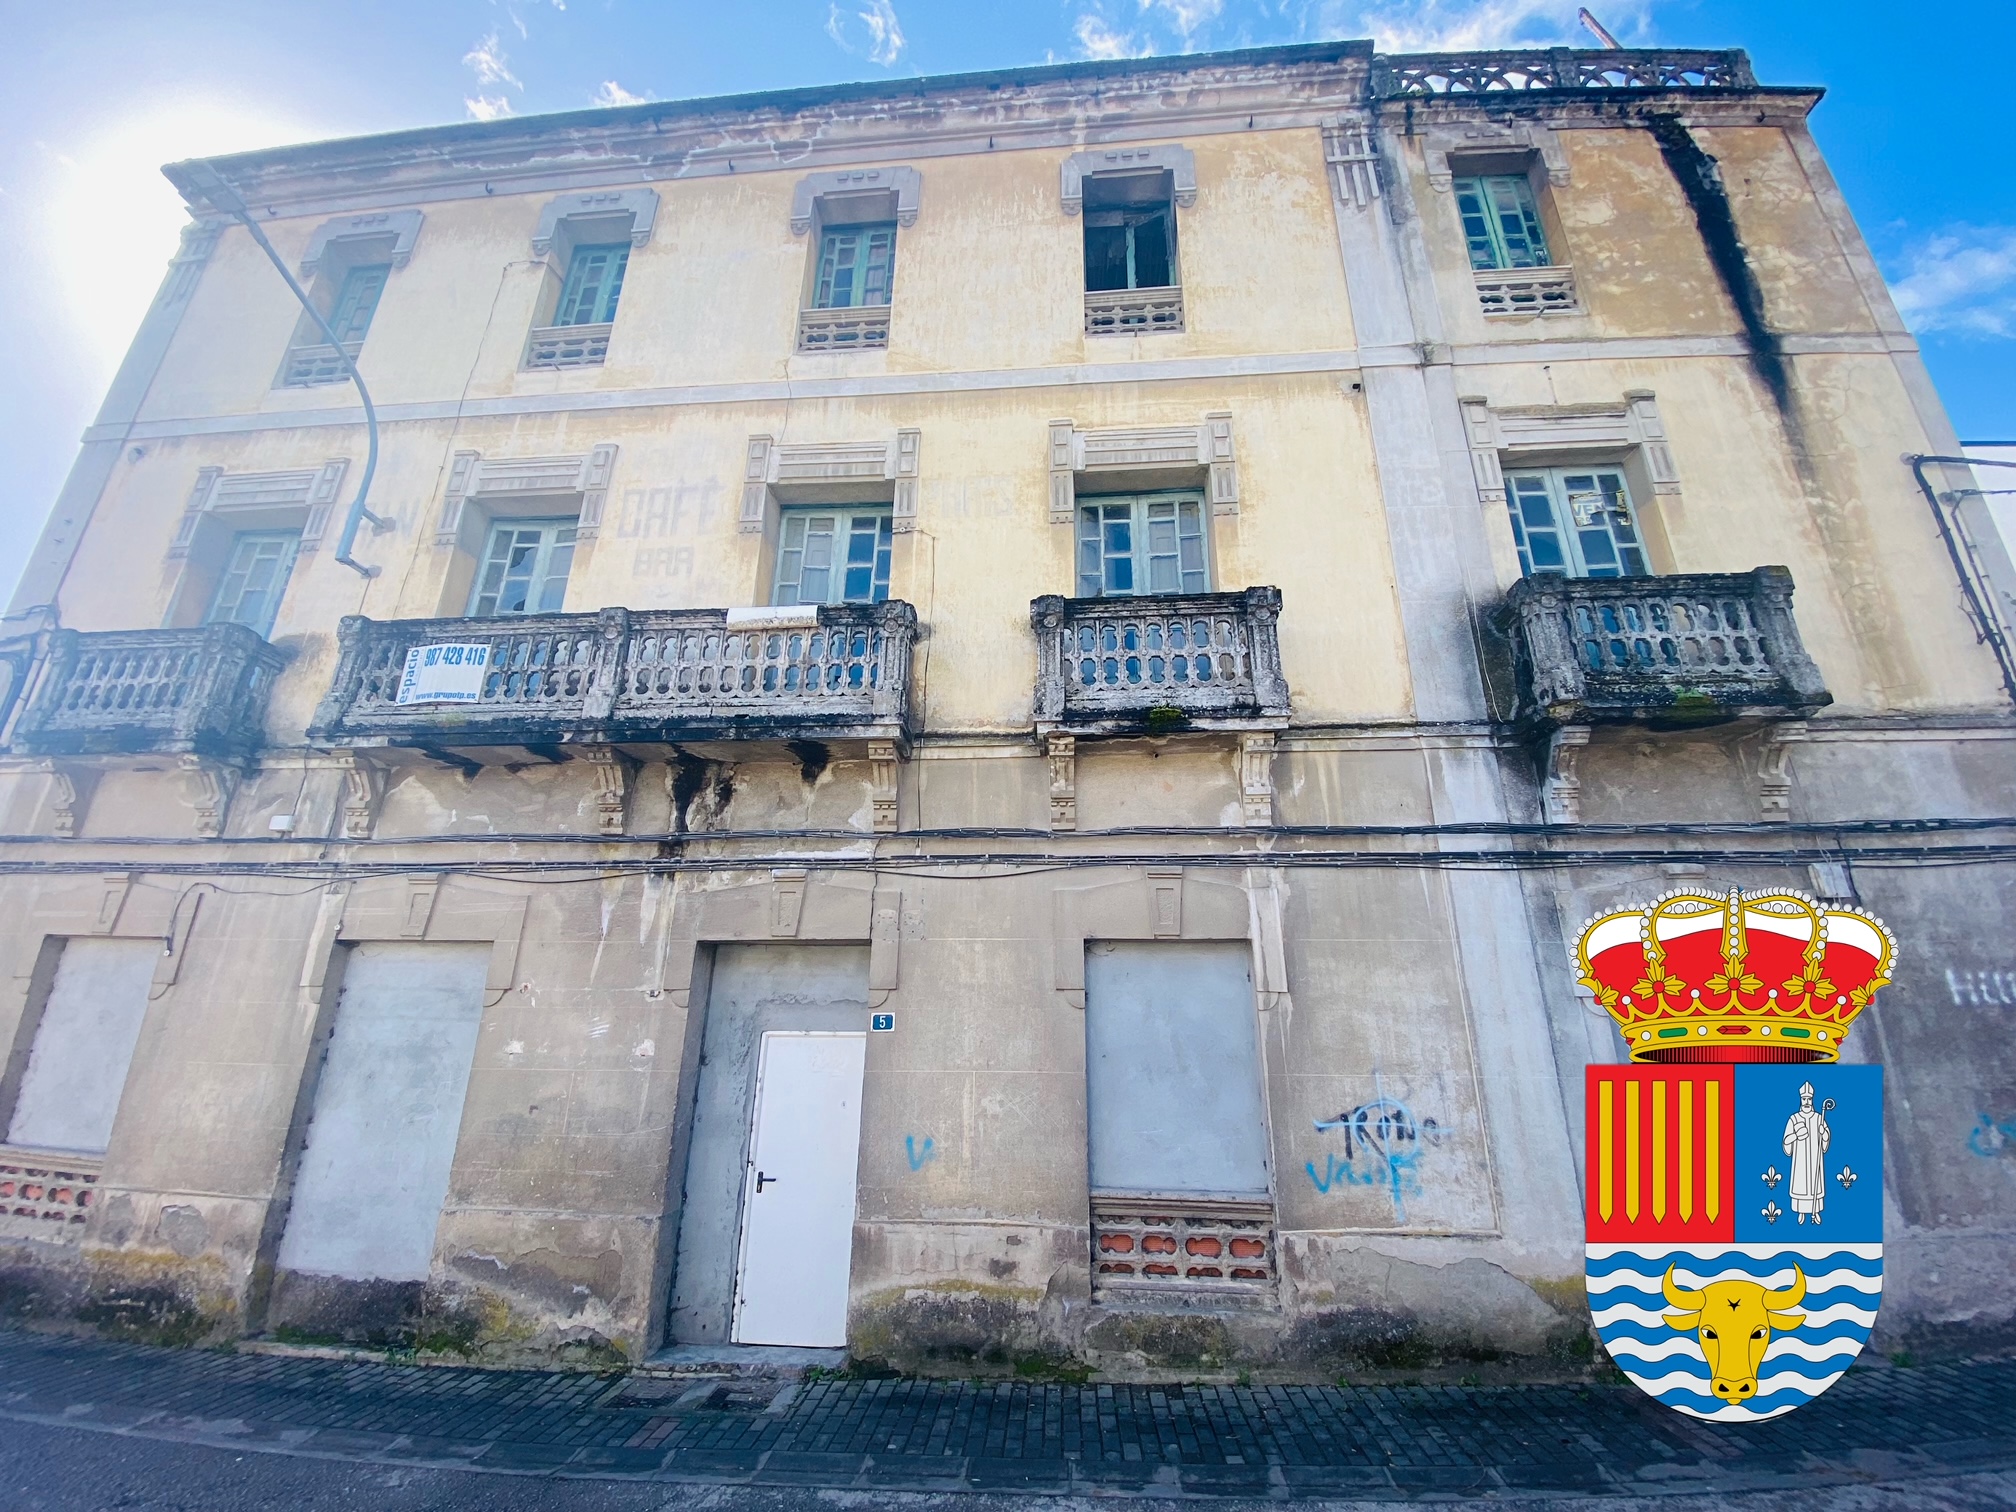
(870, 1013), (895, 1033)
(397, 643), (491, 705)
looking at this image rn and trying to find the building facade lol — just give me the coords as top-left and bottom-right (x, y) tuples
(0, 41), (2010, 1373)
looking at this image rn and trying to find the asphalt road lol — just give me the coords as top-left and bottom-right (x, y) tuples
(3, 1416), (2015, 1512)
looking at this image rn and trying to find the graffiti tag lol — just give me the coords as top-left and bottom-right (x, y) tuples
(904, 1135), (937, 1171)
(1968, 1112), (2016, 1159)
(1947, 969), (2016, 1008)
(1307, 1097), (1446, 1222)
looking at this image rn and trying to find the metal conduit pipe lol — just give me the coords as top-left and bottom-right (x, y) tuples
(180, 161), (388, 579)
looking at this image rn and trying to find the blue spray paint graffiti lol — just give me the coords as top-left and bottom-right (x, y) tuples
(905, 1135), (938, 1171)
(1968, 1112), (2015, 1158)
(1306, 1096), (1445, 1221)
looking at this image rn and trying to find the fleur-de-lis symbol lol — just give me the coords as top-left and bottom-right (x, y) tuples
(1761, 1200), (1783, 1224)
(1836, 1167), (1858, 1190)
(1761, 1166), (1782, 1189)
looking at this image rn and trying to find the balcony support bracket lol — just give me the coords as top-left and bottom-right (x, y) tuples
(1758, 720), (1807, 824)
(1542, 724), (1591, 825)
(1047, 732), (1077, 832)
(868, 739), (902, 834)
(38, 760), (99, 839)
(1237, 732), (1278, 827)
(335, 750), (385, 840)
(178, 755), (239, 840)
(584, 747), (638, 836)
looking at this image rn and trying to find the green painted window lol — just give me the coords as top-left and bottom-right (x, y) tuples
(555, 244), (629, 327)
(470, 518), (578, 616)
(1076, 492), (1208, 598)
(773, 508), (893, 606)
(327, 264), (390, 344)
(1084, 208), (1174, 292)
(206, 531), (300, 639)
(813, 225), (896, 310)
(1454, 174), (1552, 271)
(1504, 469), (1648, 579)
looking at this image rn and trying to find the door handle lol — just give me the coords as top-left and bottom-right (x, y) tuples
(755, 1170), (778, 1192)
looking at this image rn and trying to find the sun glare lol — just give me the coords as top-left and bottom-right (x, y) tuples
(43, 100), (330, 382)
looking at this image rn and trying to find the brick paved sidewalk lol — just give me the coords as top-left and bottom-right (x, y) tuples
(0, 1328), (2010, 1500)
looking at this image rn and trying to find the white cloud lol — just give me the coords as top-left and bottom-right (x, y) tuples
(592, 80), (651, 108)
(1139, 0), (1224, 45)
(1074, 13), (1152, 58)
(462, 33), (522, 90)
(1293, 0), (1652, 50)
(465, 95), (516, 121)
(1889, 226), (2016, 339)
(825, 0), (907, 66)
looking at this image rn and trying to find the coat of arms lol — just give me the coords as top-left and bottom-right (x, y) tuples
(1577, 889), (1893, 1420)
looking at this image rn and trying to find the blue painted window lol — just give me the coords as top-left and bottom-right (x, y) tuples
(1454, 174), (1552, 270)
(1505, 469), (1648, 578)
(813, 225), (896, 310)
(773, 508), (893, 605)
(470, 518), (578, 616)
(555, 243), (629, 326)
(1077, 493), (1208, 598)
(326, 264), (390, 344)
(206, 530), (300, 639)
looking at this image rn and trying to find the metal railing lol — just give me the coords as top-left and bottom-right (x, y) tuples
(1370, 48), (1755, 98)
(309, 603), (917, 748)
(797, 304), (891, 351)
(1474, 265), (1580, 318)
(279, 340), (363, 387)
(524, 322), (613, 370)
(1508, 568), (1832, 724)
(1084, 286), (1185, 335)
(1031, 588), (1289, 733)
(7, 624), (286, 760)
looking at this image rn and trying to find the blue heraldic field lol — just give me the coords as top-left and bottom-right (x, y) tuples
(1586, 1063), (1882, 1420)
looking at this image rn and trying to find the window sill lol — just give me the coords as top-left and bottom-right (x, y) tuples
(524, 322), (613, 370)
(1474, 265), (1581, 318)
(798, 304), (891, 352)
(1084, 286), (1185, 335)
(277, 341), (362, 388)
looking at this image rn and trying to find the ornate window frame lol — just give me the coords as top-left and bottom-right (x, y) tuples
(737, 430), (922, 536)
(169, 460), (352, 560)
(299, 209), (424, 276)
(530, 189), (658, 262)
(1060, 145), (1198, 216)
(434, 446), (622, 545)
(1046, 412), (1238, 524)
(1459, 390), (1681, 587)
(789, 166), (921, 236)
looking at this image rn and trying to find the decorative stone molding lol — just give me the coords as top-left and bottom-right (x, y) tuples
(530, 188), (658, 257)
(790, 166), (921, 234)
(1322, 119), (1383, 208)
(401, 876), (440, 938)
(868, 739), (901, 833)
(1050, 868), (1287, 1010)
(736, 431), (921, 535)
(1237, 732), (1277, 827)
(38, 761), (98, 840)
(1045, 733), (1077, 832)
(1147, 867), (1184, 937)
(1458, 391), (1680, 513)
(177, 754), (237, 839)
(1417, 120), (1569, 195)
(168, 459), (350, 557)
(95, 872), (132, 933)
(770, 868), (808, 937)
(1542, 724), (1590, 824)
(435, 444), (620, 542)
(582, 748), (635, 835)
(868, 884), (901, 1009)
(300, 209), (423, 275)
(1046, 412), (1238, 523)
(1758, 721), (1807, 823)
(1061, 145), (1197, 215)
(334, 751), (384, 840)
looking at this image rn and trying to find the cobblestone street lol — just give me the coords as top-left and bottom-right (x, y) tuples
(1, 1329), (2012, 1505)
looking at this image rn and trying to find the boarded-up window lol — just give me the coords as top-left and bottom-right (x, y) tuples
(276, 942), (489, 1282)
(3, 939), (157, 1155)
(1084, 941), (1270, 1197)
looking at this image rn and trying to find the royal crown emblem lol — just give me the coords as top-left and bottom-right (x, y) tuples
(1578, 889), (1894, 1063)
(1578, 889), (1893, 1421)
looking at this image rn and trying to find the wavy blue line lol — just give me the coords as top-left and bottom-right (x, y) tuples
(1591, 1286), (1880, 1311)
(1587, 1252), (1881, 1278)
(1597, 1321), (1872, 1347)
(1643, 1382), (1833, 1414)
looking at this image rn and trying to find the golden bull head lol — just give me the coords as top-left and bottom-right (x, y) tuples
(1662, 1265), (1806, 1402)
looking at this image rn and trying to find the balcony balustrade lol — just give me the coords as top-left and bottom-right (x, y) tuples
(7, 624), (285, 760)
(1084, 286), (1185, 335)
(1369, 47), (1754, 97)
(1030, 588), (1289, 737)
(523, 322), (612, 370)
(279, 340), (362, 387)
(797, 304), (891, 351)
(1507, 567), (1831, 725)
(1474, 266), (1579, 317)
(308, 603), (916, 755)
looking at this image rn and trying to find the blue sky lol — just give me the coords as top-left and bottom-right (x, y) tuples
(2, 1), (2010, 598)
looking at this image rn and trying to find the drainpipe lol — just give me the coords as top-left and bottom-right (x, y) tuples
(179, 161), (387, 579)
(1907, 453), (2016, 707)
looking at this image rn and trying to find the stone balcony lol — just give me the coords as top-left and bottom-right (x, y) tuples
(7, 623), (286, 761)
(308, 602), (917, 759)
(1030, 589), (1290, 739)
(1508, 568), (1832, 727)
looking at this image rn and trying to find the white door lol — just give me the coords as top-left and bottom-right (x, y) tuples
(730, 1030), (867, 1346)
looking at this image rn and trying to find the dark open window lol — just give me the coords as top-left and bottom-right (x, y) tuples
(1083, 172), (1177, 293)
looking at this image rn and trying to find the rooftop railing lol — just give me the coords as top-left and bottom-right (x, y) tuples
(1370, 48), (1755, 98)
